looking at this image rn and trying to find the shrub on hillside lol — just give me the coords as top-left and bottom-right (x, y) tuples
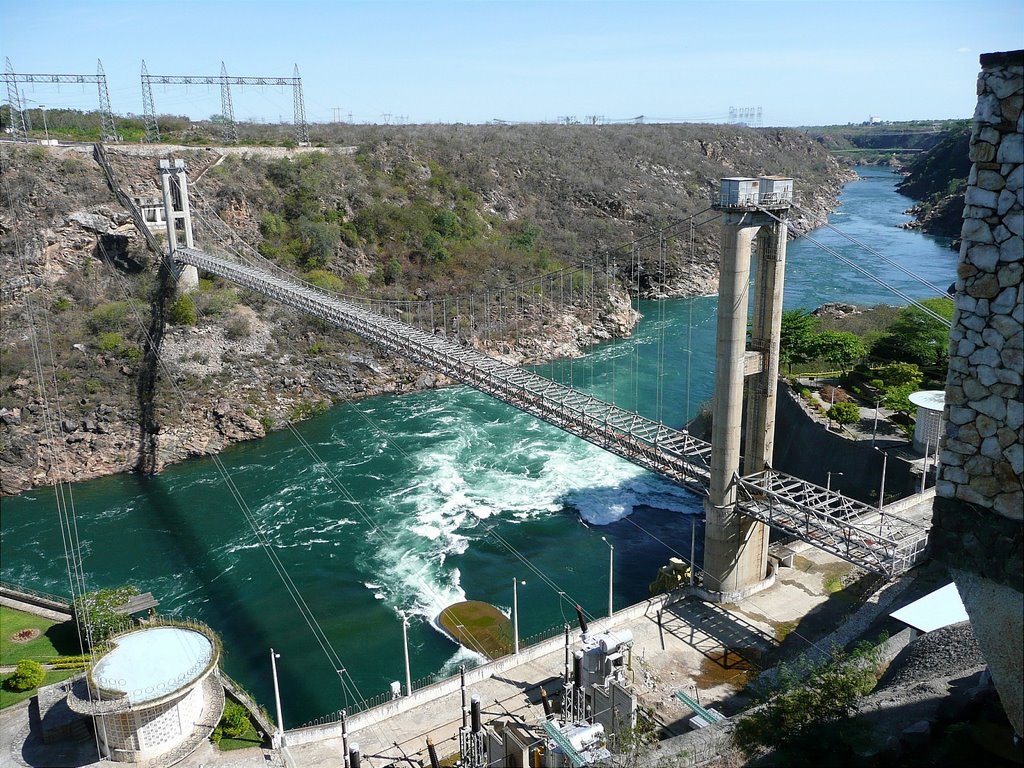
(167, 295), (198, 326)
(829, 401), (861, 426)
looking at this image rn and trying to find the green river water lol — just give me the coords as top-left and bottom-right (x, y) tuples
(0, 167), (958, 726)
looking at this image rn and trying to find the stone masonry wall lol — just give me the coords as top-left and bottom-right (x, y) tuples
(933, 49), (1023, 586)
(932, 49), (1023, 736)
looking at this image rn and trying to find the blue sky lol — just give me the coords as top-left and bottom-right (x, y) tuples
(1, 1), (1021, 127)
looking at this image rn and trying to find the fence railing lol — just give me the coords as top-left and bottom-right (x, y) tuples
(296, 620), (570, 727)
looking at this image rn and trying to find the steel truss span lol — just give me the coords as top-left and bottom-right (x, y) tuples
(172, 246), (928, 578)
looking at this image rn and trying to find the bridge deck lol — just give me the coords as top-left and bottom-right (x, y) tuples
(174, 248), (929, 578)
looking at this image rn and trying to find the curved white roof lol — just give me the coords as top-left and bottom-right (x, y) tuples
(908, 390), (946, 412)
(92, 627), (213, 705)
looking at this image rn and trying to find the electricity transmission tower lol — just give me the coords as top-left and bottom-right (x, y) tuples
(140, 61), (309, 144)
(3, 57), (119, 141)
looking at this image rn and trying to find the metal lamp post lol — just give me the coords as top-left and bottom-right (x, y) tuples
(875, 448), (888, 510)
(602, 537), (614, 618)
(826, 471), (843, 492)
(270, 649), (285, 748)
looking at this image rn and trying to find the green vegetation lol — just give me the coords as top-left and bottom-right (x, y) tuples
(828, 401), (861, 427)
(74, 585), (140, 649)
(736, 638), (886, 765)
(167, 294), (198, 326)
(1, 606), (81, 665)
(812, 330), (865, 374)
(438, 601), (513, 660)
(212, 699), (261, 749)
(0, 607), (85, 709)
(870, 297), (953, 374)
(4, 659), (45, 692)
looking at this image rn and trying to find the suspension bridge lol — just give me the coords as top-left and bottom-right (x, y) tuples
(170, 231), (930, 580)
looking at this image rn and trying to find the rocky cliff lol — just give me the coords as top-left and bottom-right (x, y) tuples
(1, 124), (851, 494)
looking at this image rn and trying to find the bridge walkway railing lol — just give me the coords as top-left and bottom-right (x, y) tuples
(174, 246), (930, 578)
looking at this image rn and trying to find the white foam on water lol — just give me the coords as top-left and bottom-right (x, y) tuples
(362, 390), (700, 628)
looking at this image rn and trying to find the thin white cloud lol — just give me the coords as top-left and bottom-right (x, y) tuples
(957, 47), (971, 53)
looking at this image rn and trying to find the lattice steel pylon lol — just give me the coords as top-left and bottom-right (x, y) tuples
(3, 57), (118, 142)
(4, 58), (27, 138)
(95, 60), (119, 142)
(141, 60), (160, 143)
(140, 62), (310, 145)
(219, 62), (238, 143)
(293, 64), (309, 145)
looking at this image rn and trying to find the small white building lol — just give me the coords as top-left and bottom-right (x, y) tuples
(908, 390), (946, 455)
(67, 625), (223, 763)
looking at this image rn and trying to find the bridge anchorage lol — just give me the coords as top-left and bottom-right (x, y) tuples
(148, 159), (928, 599)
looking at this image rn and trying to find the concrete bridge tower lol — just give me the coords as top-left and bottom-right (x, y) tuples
(159, 159), (199, 293)
(703, 177), (793, 598)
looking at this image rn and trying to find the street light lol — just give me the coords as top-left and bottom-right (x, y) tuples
(601, 537), (614, 618)
(512, 578), (519, 655)
(402, 615), (412, 697)
(269, 649), (285, 748)
(39, 104), (49, 143)
(872, 398), (882, 448)
(826, 471), (843, 492)
(875, 448), (888, 510)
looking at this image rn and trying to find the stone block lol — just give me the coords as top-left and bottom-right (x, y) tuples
(965, 454), (993, 475)
(962, 218), (995, 245)
(998, 188), (1018, 217)
(977, 168), (1008, 191)
(1006, 211), (1023, 238)
(968, 272), (1001, 298)
(970, 346), (1003, 367)
(974, 393), (1009, 420)
(991, 286), (1020, 316)
(993, 490), (1024, 520)
(981, 436), (1004, 460)
(997, 259), (1022, 285)
(1006, 163), (1023, 192)
(997, 132), (1024, 164)
(948, 405), (976, 425)
(970, 140), (997, 163)
(966, 186), (1000, 210)
(936, 479), (957, 499)
(1006, 398), (1023, 430)
(1001, 345), (1023, 373)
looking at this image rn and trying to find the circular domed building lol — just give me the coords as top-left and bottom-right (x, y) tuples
(67, 624), (224, 763)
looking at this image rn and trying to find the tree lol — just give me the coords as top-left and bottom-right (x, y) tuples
(811, 330), (865, 373)
(779, 310), (818, 373)
(294, 218), (340, 270)
(870, 297), (953, 368)
(884, 383), (916, 416)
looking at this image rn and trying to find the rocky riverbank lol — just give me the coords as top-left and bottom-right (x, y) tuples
(1, 128), (850, 496)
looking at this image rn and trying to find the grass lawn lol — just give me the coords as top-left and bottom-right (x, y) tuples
(216, 723), (265, 751)
(0, 606), (81, 665)
(1, 606), (85, 711)
(0, 668), (79, 710)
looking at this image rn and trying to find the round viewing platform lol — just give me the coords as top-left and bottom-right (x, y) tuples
(67, 624), (222, 763)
